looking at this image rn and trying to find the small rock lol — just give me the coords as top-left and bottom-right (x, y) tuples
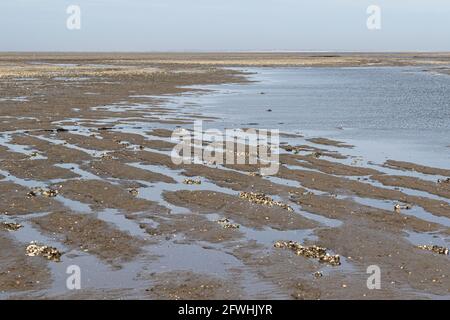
(217, 218), (240, 229)
(1, 222), (23, 231)
(128, 188), (139, 196)
(97, 127), (113, 131)
(27, 190), (38, 198)
(248, 172), (262, 177)
(394, 203), (413, 212)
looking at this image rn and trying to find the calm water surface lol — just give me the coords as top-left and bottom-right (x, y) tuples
(180, 67), (450, 169)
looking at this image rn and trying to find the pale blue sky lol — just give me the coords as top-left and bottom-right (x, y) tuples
(1, 0), (449, 52)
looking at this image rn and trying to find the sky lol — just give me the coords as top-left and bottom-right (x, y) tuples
(1, 0), (449, 52)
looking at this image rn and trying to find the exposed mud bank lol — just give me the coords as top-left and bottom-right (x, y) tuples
(1, 54), (449, 299)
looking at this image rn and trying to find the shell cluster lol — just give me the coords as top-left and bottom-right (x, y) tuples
(100, 152), (113, 160)
(183, 178), (202, 185)
(217, 218), (240, 229)
(26, 242), (62, 262)
(239, 192), (293, 212)
(417, 245), (449, 255)
(274, 240), (341, 266)
(1, 222), (23, 231)
(27, 187), (59, 198)
(42, 189), (59, 197)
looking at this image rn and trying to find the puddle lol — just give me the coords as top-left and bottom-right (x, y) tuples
(129, 163), (237, 214)
(0, 168), (90, 213)
(2, 218), (147, 299)
(150, 241), (240, 276)
(55, 163), (103, 181)
(347, 176), (450, 205)
(205, 213), (316, 247)
(32, 134), (108, 158)
(288, 201), (343, 228)
(52, 77), (91, 82)
(0, 96), (28, 102)
(96, 208), (148, 238)
(405, 230), (450, 248)
(0, 133), (46, 159)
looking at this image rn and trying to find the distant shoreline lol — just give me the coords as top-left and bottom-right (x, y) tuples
(1, 52), (450, 69)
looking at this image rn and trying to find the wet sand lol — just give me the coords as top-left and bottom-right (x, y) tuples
(0, 53), (449, 300)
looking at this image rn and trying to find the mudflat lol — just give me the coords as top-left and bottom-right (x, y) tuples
(0, 53), (449, 299)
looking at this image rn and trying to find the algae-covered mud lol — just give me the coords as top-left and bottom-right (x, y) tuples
(0, 53), (449, 299)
